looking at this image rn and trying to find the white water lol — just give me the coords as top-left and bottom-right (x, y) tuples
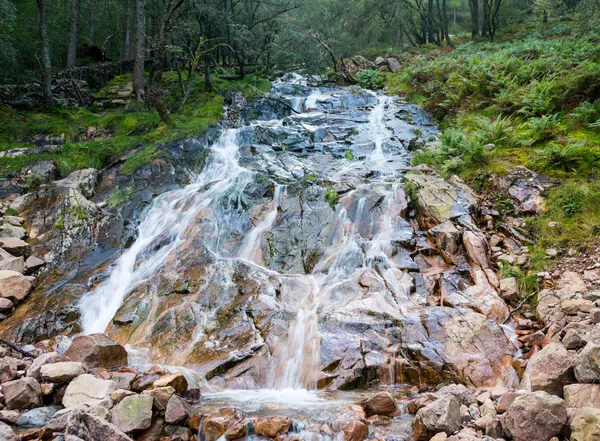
(79, 129), (250, 334)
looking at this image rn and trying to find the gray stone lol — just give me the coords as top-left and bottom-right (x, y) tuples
(0, 270), (33, 304)
(0, 237), (30, 256)
(499, 278), (519, 302)
(27, 352), (61, 380)
(41, 362), (86, 383)
(55, 168), (99, 198)
(62, 374), (117, 408)
(0, 421), (17, 441)
(2, 377), (42, 410)
(575, 342), (600, 383)
(16, 405), (62, 427)
(501, 391), (567, 441)
(413, 395), (462, 441)
(110, 394), (153, 433)
(524, 342), (575, 397)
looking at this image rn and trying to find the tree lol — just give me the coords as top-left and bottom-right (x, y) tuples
(35, 0), (53, 107)
(133, 0), (145, 103)
(67, 0), (81, 68)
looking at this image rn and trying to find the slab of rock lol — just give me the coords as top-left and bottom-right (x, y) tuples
(0, 298), (13, 313)
(62, 374), (117, 408)
(55, 168), (99, 198)
(524, 342), (575, 397)
(565, 384), (600, 408)
(26, 352), (61, 380)
(537, 290), (566, 327)
(41, 362), (86, 383)
(111, 370), (137, 390)
(110, 394), (153, 433)
(501, 391), (567, 441)
(361, 392), (398, 417)
(165, 394), (193, 425)
(201, 408), (245, 441)
(142, 386), (175, 411)
(0, 410), (20, 424)
(153, 372), (188, 394)
(413, 395), (462, 441)
(571, 407), (600, 441)
(24, 256), (45, 274)
(575, 342), (600, 383)
(253, 416), (291, 438)
(0, 256), (25, 273)
(16, 405), (61, 427)
(0, 237), (30, 256)
(428, 221), (461, 255)
(2, 377), (42, 410)
(0, 224), (26, 239)
(0, 421), (17, 441)
(0, 270), (33, 303)
(562, 299), (594, 315)
(462, 231), (492, 269)
(63, 334), (128, 370)
(66, 408), (133, 441)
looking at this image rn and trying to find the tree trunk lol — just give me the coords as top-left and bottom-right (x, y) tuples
(67, 0), (81, 68)
(442, 0), (452, 45)
(468, 0), (479, 39)
(88, 0), (96, 45)
(482, 0), (490, 37)
(120, 0), (132, 62)
(36, 0), (53, 108)
(204, 52), (212, 93)
(133, 0), (145, 103)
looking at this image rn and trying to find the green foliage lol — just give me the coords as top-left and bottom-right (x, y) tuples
(107, 187), (131, 208)
(120, 146), (166, 176)
(473, 116), (513, 147)
(569, 100), (600, 126)
(523, 114), (561, 143)
(356, 70), (385, 90)
(324, 187), (339, 209)
(344, 149), (355, 160)
(24, 173), (43, 191)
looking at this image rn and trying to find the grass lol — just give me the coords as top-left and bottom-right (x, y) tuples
(0, 74), (271, 179)
(382, 23), (600, 295)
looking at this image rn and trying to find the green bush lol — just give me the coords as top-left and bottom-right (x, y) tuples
(356, 70), (385, 90)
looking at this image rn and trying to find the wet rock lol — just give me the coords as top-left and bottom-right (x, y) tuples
(564, 384), (600, 408)
(412, 395), (462, 441)
(223, 420), (248, 440)
(40, 362), (86, 383)
(575, 342), (600, 383)
(26, 352), (61, 380)
(0, 238), (30, 257)
(2, 377), (42, 410)
(16, 405), (61, 427)
(0, 422), (17, 441)
(571, 407), (600, 441)
(55, 168), (99, 198)
(110, 394), (153, 433)
(63, 334), (128, 370)
(165, 394), (193, 425)
(153, 372), (188, 394)
(253, 416), (291, 438)
(0, 356), (20, 383)
(201, 408), (244, 441)
(65, 408), (133, 441)
(428, 221), (461, 255)
(343, 419), (369, 441)
(524, 342), (575, 397)
(62, 374), (116, 408)
(0, 270), (33, 304)
(361, 392), (398, 417)
(501, 391), (567, 441)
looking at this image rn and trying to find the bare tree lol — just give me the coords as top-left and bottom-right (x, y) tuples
(35, 0), (53, 107)
(120, 0), (133, 62)
(468, 0), (479, 39)
(67, 0), (81, 68)
(133, 0), (145, 102)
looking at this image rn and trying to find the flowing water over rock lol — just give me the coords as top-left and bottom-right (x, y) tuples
(3, 75), (520, 424)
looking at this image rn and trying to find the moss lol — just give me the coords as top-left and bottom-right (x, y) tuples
(107, 187), (131, 208)
(120, 145), (167, 176)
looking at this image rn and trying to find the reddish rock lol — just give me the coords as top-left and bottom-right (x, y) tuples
(165, 394), (193, 425)
(63, 334), (128, 370)
(0, 357), (20, 383)
(360, 392), (398, 417)
(201, 409), (244, 441)
(412, 396), (461, 441)
(501, 391), (567, 441)
(153, 372), (188, 394)
(524, 342), (575, 397)
(3, 377), (42, 410)
(343, 420), (369, 441)
(497, 392), (522, 413)
(224, 421), (248, 440)
(142, 386), (175, 411)
(253, 416), (291, 438)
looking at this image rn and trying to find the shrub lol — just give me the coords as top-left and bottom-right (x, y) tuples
(523, 114), (561, 143)
(473, 115), (513, 147)
(356, 70), (385, 90)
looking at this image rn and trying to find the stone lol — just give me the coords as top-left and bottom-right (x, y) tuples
(253, 416), (291, 438)
(63, 334), (128, 370)
(110, 371), (136, 390)
(413, 395), (462, 441)
(165, 394), (193, 425)
(137, 417), (164, 441)
(546, 248), (558, 258)
(65, 409), (133, 441)
(2, 377), (42, 410)
(165, 425), (192, 441)
(428, 221), (461, 255)
(26, 352), (61, 380)
(343, 419), (368, 441)
(141, 386), (174, 411)
(497, 392), (522, 413)
(41, 383), (54, 396)
(201, 409), (244, 441)
(387, 58), (401, 73)
(562, 299), (594, 315)
(16, 405), (61, 427)
(0, 256), (25, 273)
(499, 278), (519, 302)
(501, 391), (567, 441)
(0, 270), (33, 303)
(0, 422), (17, 441)
(0, 357), (20, 383)
(462, 231), (492, 270)
(41, 362), (86, 383)
(591, 309), (600, 325)
(437, 384), (477, 407)
(524, 342), (575, 397)
(0, 237), (31, 257)
(152, 372), (188, 394)
(62, 374), (117, 408)
(224, 420), (248, 440)
(361, 392), (398, 417)
(430, 433), (447, 441)
(131, 374), (159, 392)
(0, 298), (14, 313)
(571, 407), (600, 441)
(537, 290), (566, 327)
(564, 327), (589, 350)
(55, 168), (99, 198)
(565, 384), (600, 408)
(110, 394), (153, 433)
(485, 417), (504, 439)
(0, 410), (20, 424)
(0, 224), (26, 239)
(24, 256), (45, 274)
(111, 389), (137, 403)
(375, 57), (386, 66)
(575, 342), (600, 383)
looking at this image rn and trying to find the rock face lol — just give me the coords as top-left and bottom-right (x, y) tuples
(571, 407), (600, 441)
(524, 342), (575, 396)
(2, 377), (42, 410)
(110, 394), (153, 433)
(412, 395), (462, 441)
(55, 168), (99, 198)
(575, 342), (600, 383)
(501, 391), (567, 441)
(63, 334), (128, 369)
(62, 374), (117, 408)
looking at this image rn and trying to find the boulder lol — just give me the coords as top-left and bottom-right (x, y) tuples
(0, 256), (25, 273)
(571, 407), (600, 441)
(0, 270), (33, 303)
(63, 334), (128, 370)
(153, 372), (188, 394)
(65, 408), (133, 441)
(499, 278), (520, 302)
(110, 394), (153, 433)
(41, 362), (86, 383)
(524, 342), (575, 396)
(0, 357), (20, 383)
(361, 392), (398, 417)
(375, 57), (387, 66)
(436, 384), (477, 407)
(0, 297), (13, 313)
(0, 237), (30, 257)
(0, 422), (17, 441)
(55, 168), (99, 198)
(253, 416), (291, 438)
(565, 384), (600, 408)
(462, 231), (492, 269)
(343, 419), (369, 441)
(537, 290), (566, 327)
(141, 386), (174, 411)
(111, 371), (137, 390)
(2, 377), (42, 410)
(413, 395), (462, 441)
(387, 58), (401, 73)
(428, 221), (461, 255)
(501, 391), (567, 441)
(575, 342), (600, 383)
(24, 256), (45, 274)
(62, 374), (117, 408)
(0, 224), (26, 239)
(165, 394), (193, 425)
(16, 405), (62, 427)
(201, 408), (245, 441)
(26, 352), (61, 380)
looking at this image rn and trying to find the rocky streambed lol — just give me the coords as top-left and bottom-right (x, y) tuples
(0, 74), (598, 441)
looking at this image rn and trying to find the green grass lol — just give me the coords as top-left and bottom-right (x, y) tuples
(385, 23), (600, 294)
(0, 73), (271, 179)
(120, 145), (166, 176)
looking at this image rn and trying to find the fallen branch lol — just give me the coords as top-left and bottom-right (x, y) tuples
(502, 291), (537, 324)
(0, 338), (36, 358)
